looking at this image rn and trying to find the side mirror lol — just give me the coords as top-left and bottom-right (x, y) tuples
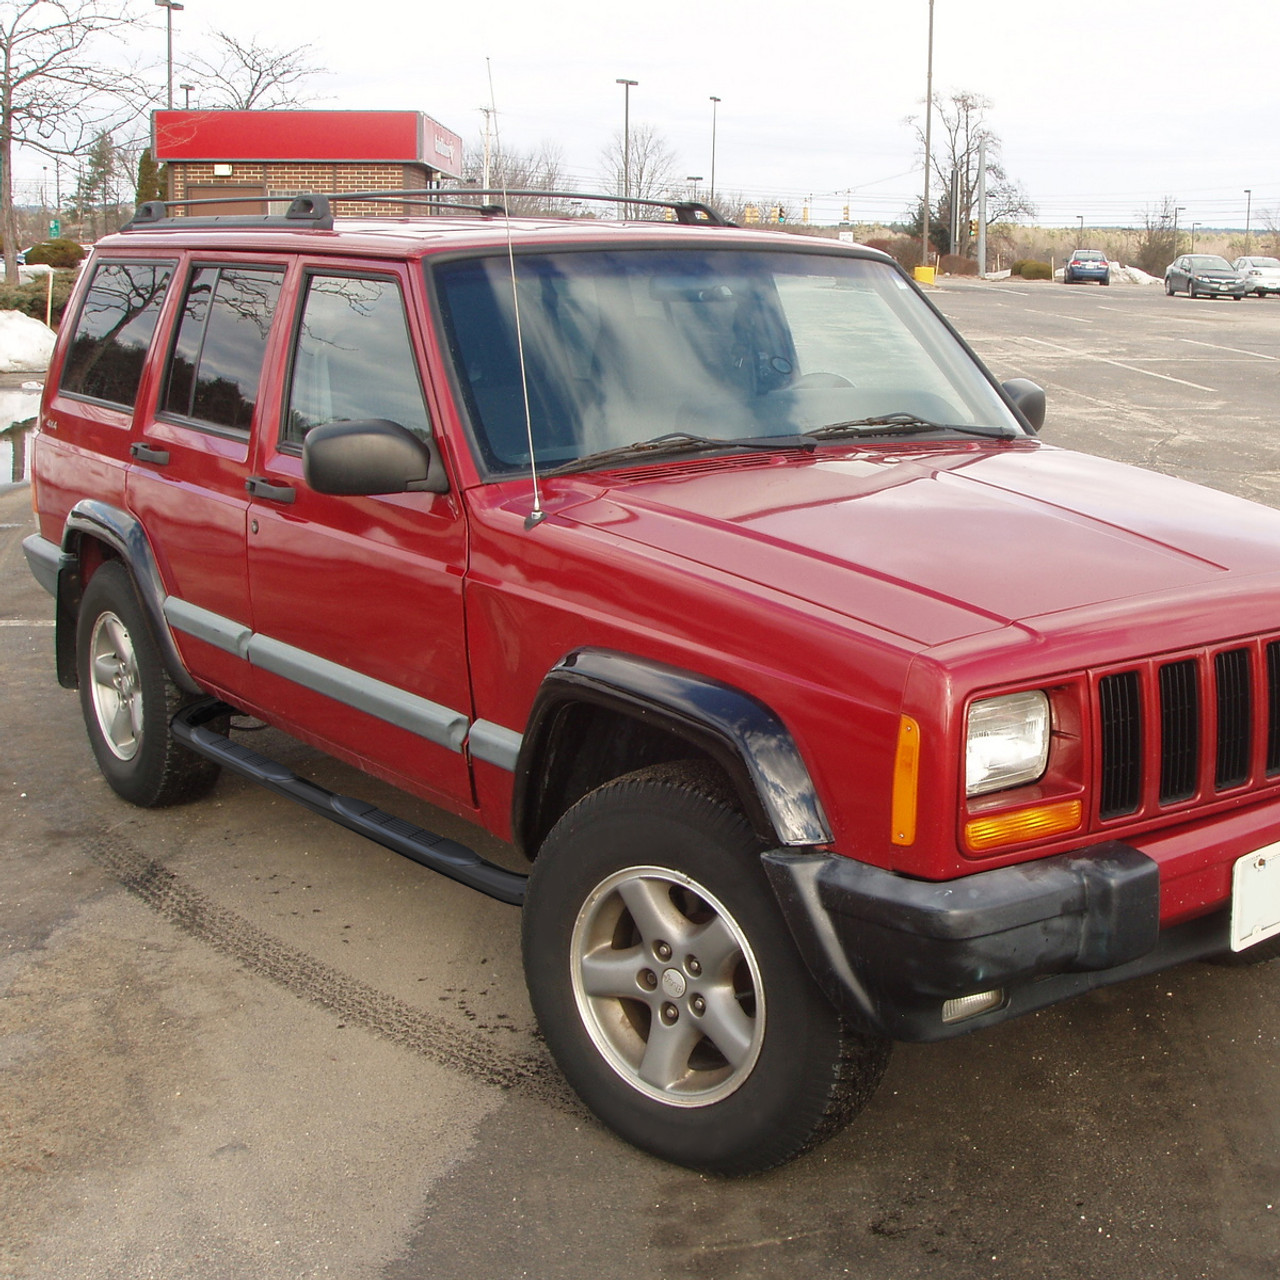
(303, 419), (450, 496)
(1001, 378), (1046, 435)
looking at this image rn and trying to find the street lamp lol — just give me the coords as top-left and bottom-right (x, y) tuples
(1191, 222), (1201, 252)
(179, 82), (194, 109)
(921, 0), (935, 271)
(1077, 215), (1084, 239)
(709, 96), (721, 204)
(616, 78), (637, 217)
(687, 176), (703, 201)
(155, 0), (184, 111)
(1245, 188), (1253, 253)
(1173, 205), (1185, 257)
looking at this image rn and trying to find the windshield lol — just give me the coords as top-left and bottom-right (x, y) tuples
(1188, 255), (1233, 270)
(432, 248), (1023, 475)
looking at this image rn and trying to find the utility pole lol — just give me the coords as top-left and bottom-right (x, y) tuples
(479, 106), (495, 189)
(921, 0), (935, 272)
(616, 79), (637, 217)
(709, 96), (720, 204)
(976, 138), (987, 278)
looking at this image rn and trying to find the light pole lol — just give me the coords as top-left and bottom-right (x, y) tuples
(616, 78), (637, 217)
(1245, 188), (1253, 253)
(1077, 215), (1084, 240)
(1191, 222), (1201, 252)
(709, 96), (720, 204)
(180, 82), (194, 109)
(687, 176), (703, 202)
(1173, 205), (1186, 258)
(921, 0), (935, 272)
(155, 0), (184, 110)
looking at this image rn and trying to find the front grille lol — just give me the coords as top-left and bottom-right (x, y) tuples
(1097, 640), (1280, 821)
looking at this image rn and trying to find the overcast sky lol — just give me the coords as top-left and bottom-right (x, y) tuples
(16, 0), (1279, 230)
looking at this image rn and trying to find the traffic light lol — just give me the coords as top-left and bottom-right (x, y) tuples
(969, 219), (979, 236)
(743, 205), (759, 224)
(842, 205), (850, 223)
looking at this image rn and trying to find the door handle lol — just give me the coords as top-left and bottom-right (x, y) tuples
(245, 476), (296, 504)
(130, 442), (170, 465)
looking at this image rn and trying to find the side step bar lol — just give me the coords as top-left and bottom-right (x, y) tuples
(172, 699), (528, 906)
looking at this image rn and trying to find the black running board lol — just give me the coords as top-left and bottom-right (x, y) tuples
(172, 699), (527, 906)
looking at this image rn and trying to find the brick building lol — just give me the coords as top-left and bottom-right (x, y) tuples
(151, 110), (464, 216)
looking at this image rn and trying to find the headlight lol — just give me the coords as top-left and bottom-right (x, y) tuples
(965, 691), (1050, 797)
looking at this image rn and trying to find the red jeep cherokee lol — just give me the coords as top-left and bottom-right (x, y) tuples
(23, 192), (1280, 1174)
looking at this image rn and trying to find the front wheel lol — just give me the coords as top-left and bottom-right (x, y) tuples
(522, 763), (890, 1174)
(76, 560), (222, 807)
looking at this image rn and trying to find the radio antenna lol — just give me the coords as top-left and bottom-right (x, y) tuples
(487, 58), (546, 530)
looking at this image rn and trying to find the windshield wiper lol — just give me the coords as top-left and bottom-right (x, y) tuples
(544, 431), (814, 476)
(804, 413), (1017, 441)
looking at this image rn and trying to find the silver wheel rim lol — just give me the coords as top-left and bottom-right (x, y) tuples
(88, 610), (143, 762)
(570, 865), (765, 1107)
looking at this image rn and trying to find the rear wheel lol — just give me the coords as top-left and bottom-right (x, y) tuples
(522, 762), (890, 1174)
(1165, 277), (1176, 296)
(76, 561), (221, 807)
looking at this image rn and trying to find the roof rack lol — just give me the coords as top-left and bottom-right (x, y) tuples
(121, 189), (731, 231)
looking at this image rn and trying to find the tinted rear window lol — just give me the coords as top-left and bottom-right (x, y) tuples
(60, 261), (175, 407)
(162, 265), (285, 432)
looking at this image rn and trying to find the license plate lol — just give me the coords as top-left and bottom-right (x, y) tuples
(1230, 842), (1280, 951)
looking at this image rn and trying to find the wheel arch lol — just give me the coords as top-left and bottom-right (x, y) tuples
(512, 649), (831, 859)
(55, 500), (200, 694)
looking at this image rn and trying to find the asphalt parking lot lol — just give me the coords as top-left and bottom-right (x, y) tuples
(4, 277), (1280, 1280)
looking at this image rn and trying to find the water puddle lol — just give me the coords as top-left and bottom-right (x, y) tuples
(0, 383), (42, 485)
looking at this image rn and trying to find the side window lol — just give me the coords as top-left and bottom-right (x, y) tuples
(161, 265), (284, 432)
(283, 273), (430, 448)
(60, 261), (175, 407)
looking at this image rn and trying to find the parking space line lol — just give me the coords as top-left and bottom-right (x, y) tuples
(1042, 313), (1095, 324)
(0, 619), (54, 627)
(1016, 335), (1216, 391)
(1178, 338), (1280, 362)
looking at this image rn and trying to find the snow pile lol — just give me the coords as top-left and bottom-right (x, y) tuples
(0, 310), (55, 372)
(1118, 265), (1162, 285)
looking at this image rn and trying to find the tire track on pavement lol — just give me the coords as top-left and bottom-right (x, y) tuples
(85, 832), (582, 1113)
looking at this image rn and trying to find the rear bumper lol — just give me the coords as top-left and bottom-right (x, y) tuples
(763, 843), (1232, 1042)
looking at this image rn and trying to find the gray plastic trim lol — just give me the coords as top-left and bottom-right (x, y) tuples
(246, 632), (470, 752)
(163, 597), (252, 658)
(467, 720), (523, 771)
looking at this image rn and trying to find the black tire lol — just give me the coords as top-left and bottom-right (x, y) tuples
(1100, 274), (1110, 286)
(76, 560), (221, 807)
(521, 762), (890, 1174)
(1165, 277), (1176, 296)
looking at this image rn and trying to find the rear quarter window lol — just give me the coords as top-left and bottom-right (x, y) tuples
(60, 260), (175, 408)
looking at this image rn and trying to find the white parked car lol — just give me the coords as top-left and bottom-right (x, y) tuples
(1232, 255), (1280, 296)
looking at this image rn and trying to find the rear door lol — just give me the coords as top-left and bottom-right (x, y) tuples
(126, 255), (288, 693)
(244, 259), (474, 813)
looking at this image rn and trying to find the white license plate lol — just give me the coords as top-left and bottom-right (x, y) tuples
(1230, 842), (1280, 951)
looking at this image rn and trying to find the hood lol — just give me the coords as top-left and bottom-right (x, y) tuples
(560, 442), (1280, 647)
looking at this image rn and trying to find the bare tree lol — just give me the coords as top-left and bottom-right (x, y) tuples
(907, 90), (1035, 257)
(177, 30), (327, 110)
(1130, 198), (1180, 277)
(0, 0), (138, 282)
(459, 137), (572, 215)
(599, 123), (676, 217)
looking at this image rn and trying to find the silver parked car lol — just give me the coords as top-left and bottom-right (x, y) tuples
(1164, 254), (1248, 299)
(1232, 255), (1280, 296)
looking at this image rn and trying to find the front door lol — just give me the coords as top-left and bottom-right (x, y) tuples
(245, 262), (474, 814)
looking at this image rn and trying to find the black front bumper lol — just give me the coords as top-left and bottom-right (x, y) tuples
(763, 844), (1230, 1042)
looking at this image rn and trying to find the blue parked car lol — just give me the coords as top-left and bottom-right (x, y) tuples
(1063, 249), (1110, 285)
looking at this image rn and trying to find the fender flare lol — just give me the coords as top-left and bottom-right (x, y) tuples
(513, 648), (831, 855)
(56, 499), (201, 693)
